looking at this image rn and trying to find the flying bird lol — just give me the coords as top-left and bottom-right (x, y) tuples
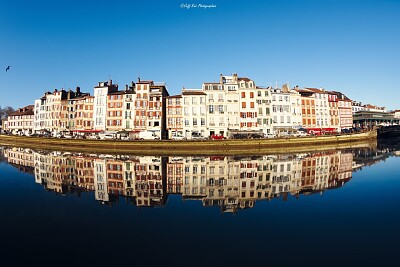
(6, 66), (10, 72)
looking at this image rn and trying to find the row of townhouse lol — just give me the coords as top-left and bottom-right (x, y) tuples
(4, 147), (353, 211)
(5, 105), (35, 135)
(167, 74), (353, 138)
(5, 73), (360, 137)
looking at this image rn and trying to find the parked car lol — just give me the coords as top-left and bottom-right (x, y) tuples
(64, 133), (74, 139)
(264, 133), (276, 139)
(294, 131), (309, 137)
(41, 132), (51, 138)
(120, 135), (131, 140)
(278, 131), (290, 137)
(99, 133), (115, 140)
(211, 134), (225, 140)
(171, 134), (186, 140)
(191, 132), (208, 140)
(87, 134), (100, 140)
(232, 133), (247, 139)
(249, 133), (264, 139)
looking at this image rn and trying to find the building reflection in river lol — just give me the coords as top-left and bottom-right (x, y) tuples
(3, 146), (394, 213)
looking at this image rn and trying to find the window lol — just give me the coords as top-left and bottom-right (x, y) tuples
(209, 105), (214, 113)
(242, 102), (246, 108)
(250, 92), (254, 98)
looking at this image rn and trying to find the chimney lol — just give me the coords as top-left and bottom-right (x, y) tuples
(220, 73), (223, 84)
(109, 79), (112, 85)
(76, 86), (81, 95)
(282, 84), (289, 93)
(138, 77), (141, 82)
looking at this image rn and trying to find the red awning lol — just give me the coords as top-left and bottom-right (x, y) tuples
(306, 128), (337, 133)
(72, 129), (103, 133)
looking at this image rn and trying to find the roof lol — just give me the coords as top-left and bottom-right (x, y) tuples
(107, 91), (125, 96)
(305, 87), (328, 94)
(166, 95), (182, 98)
(295, 88), (315, 96)
(238, 77), (251, 82)
(329, 91), (352, 101)
(9, 105), (34, 116)
(182, 91), (206, 95)
(136, 80), (153, 84)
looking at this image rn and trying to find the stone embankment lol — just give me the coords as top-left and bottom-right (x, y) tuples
(0, 131), (377, 156)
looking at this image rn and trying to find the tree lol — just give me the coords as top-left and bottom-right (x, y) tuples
(0, 106), (15, 121)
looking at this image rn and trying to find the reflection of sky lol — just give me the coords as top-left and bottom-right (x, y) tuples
(0, 151), (399, 265)
(1, 0), (400, 110)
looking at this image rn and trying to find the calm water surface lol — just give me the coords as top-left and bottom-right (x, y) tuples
(0, 141), (399, 267)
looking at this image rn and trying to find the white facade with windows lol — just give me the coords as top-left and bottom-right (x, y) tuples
(182, 90), (207, 139)
(268, 87), (302, 134)
(122, 83), (136, 131)
(203, 82), (227, 137)
(308, 89), (331, 129)
(93, 81), (113, 131)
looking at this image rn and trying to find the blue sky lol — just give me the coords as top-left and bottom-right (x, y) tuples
(1, 0), (399, 110)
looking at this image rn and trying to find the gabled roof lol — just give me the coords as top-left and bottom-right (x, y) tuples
(329, 91), (352, 101)
(182, 91), (206, 95)
(305, 87), (328, 94)
(238, 77), (252, 82)
(166, 95), (182, 98)
(9, 105), (34, 116)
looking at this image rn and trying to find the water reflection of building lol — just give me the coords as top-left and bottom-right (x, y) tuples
(7, 146), (396, 212)
(135, 156), (167, 207)
(5, 147), (35, 173)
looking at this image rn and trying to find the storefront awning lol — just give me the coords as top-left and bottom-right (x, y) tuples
(72, 129), (103, 133)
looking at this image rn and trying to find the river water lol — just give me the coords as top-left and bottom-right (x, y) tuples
(0, 140), (399, 266)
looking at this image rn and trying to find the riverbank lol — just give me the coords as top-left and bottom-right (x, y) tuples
(0, 131), (377, 156)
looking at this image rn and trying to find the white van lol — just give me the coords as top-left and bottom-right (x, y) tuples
(139, 131), (160, 140)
